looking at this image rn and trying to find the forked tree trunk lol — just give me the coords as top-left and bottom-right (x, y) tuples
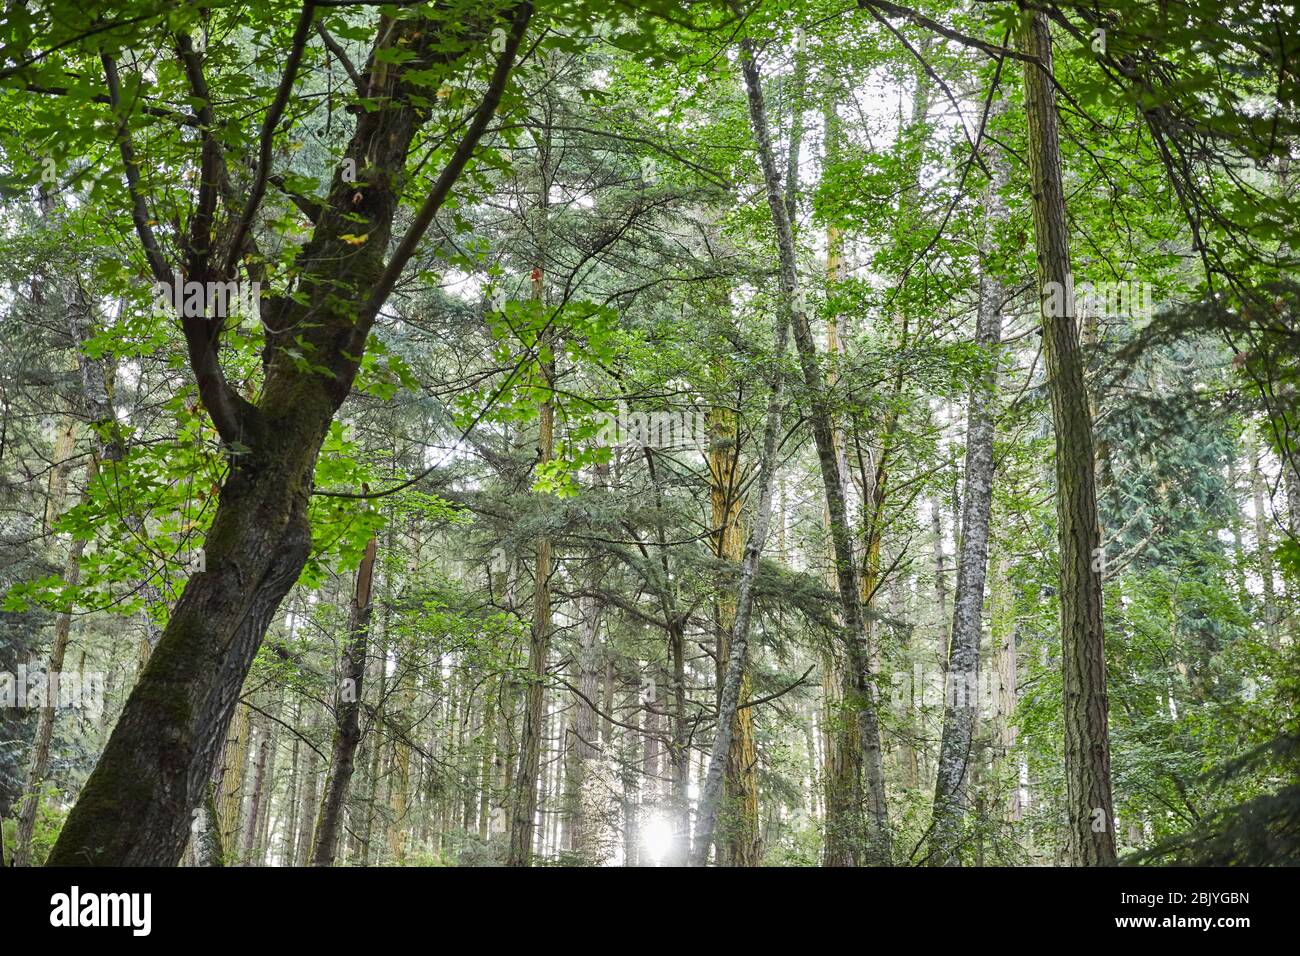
(1019, 9), (1117, 866)
(47, 6), (532, 867)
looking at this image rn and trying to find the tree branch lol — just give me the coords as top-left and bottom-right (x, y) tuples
(351, 1), (534, 354)
(223, 1), (319, 276)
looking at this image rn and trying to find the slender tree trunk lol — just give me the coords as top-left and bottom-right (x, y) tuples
(254, 714), (279, 865)
(641, 669), (661, 865)
(1250, 434), (1279, 639)
(280, 702), (302, 866)
(1019, 9), (1117, 866)
(294, 711), (321, 867)
(508, 197), (554, 865)
(568, 591), (607, 862)
(709, 403), (761, 865)
(386, 633), (414, 864)
(928, 141), (1007, 863)
(310, 536), (377, 866)
(667, 621), (690, 866)
(241, 713), (273, 865)
(820, 98), (861, 854)
(15, 423), (87, 866)
(1227, 449), (1250, 599)
(478, 686), (497, 841)
(736, 38), (891, 865)
(621, 681), (641, 867)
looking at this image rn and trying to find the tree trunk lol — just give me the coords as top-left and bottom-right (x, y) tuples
(310, 536), (377, 866)
(241, 713), (273, 865)
(735, 38), (891, 865)
(709, 403), (761, 866)
(640, 668), (661, 865)
(294, 710), (322, 867)
(191, 785), (224, 868)
(508, 205), (554, 866)
(385, 612), (415, 863)
(568, 591), (608, 862)
(215, 702), (252, 859)
(820, 94), (862, 860)
(928, 139), (1008, 863)
(1250, 434), (1279, 639)
(280, 702), (302, 866)
(1019, 9), (1117, 866)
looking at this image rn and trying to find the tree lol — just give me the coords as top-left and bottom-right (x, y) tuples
(1018, 8), (1116, 866)
(44, 1), (533, 867)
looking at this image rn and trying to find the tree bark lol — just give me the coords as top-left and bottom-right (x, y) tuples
(310, 536), (377, 866)
(709, 403), (761, 866)
(215, 701), (251, 858)
(928, 137), (1008, 863)
(735, 38), (891, 865)
(241, 713), (273, 865)
(1019, 9), (1117, 866)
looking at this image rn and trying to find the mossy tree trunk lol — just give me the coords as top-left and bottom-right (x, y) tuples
(48, 7), (532, 866)
(709, 403), (761, 866)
